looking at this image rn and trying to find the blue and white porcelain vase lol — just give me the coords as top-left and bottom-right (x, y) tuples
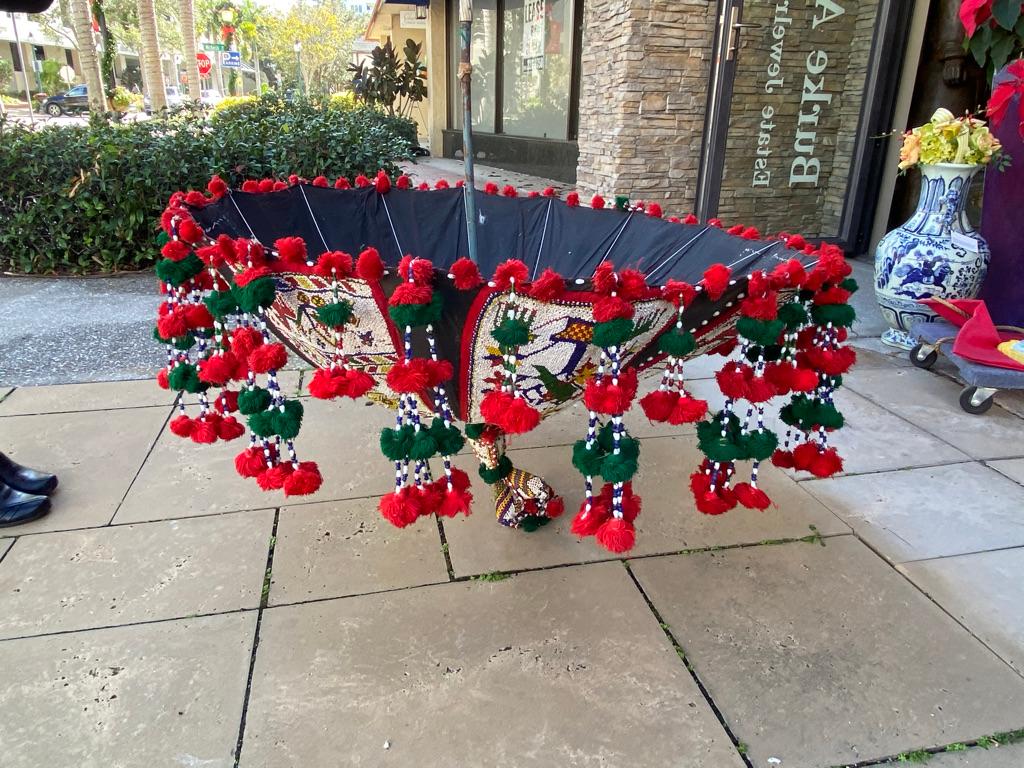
(875, 162), (991, 349)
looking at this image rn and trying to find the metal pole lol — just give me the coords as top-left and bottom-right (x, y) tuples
(458, 0), (479, 264)
(10, 13), (34, 126)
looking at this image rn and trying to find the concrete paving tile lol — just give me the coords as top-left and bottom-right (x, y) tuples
(270, 498), (449, 605)
(0, 612), (255, 768)
(845, 367), (1024, 460)
(928, 744), (1024, 767)
(0, 379), (176, 416)
(804, 462), (1024, 563)
(989, 458), (1024, 486)
(241, 562), (744, 768)
(115, 398), (396, 523)
(899, 547), (1024, 673)
(0, 538), (11, 561)
(443, 436), (848, 577)
(0, 510), (272, 639)
(847, 335), (914, 368)
(994, 389), (1024, 419)
(631, 537), (1024, 768)
(0, 386), (13, 402)
(0, 407), (170, 535)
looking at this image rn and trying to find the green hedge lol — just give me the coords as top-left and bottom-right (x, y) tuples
(0, 95), (415, 274)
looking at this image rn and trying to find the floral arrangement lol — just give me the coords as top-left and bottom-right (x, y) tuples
(898, 109), (1002, 171)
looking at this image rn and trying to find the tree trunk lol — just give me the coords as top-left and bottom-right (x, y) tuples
(69, 0), (107, 112)
(179, 0), (201, 101)
(137, 0), (166, 112)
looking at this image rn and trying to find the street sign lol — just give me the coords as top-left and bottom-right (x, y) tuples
(221, 50), (241, 70)
(202, 42), (225, 52)
(196, 52), (212, 76)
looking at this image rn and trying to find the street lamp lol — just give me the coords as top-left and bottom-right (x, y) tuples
(293, 39), (304, 97)
(416, 4), (427, 19)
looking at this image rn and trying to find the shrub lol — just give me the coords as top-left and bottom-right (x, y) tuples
(210, 94), (257, 116)
(0, 95), (415, 274)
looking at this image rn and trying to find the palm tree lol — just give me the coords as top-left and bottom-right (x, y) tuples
(180, 0), (201, 101)
(69, 0), (107, 112)
(137, 0), (167, 111)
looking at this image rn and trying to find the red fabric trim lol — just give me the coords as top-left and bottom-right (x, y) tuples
(458, 285), (496, 421)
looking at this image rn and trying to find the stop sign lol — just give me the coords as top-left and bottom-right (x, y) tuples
(196, 52), (212, 76)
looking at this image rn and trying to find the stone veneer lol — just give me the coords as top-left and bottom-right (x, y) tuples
(575, 0), (717, 213)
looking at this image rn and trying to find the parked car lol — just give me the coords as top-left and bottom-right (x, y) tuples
(42, 84), (88, 117)
(144, 86), (185, 113)
(200, 89), (223, 108)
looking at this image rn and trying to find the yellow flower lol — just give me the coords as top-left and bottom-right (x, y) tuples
(899, 131), (922, 170)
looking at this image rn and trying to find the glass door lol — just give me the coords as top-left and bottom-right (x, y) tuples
(697, 0), (914, 252)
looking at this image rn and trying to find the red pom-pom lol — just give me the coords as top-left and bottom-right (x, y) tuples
(308, 368), (343, 399)
(216, 389), (239, 413)
(763, 362), (793, 394)
(438, 485), (473, 517)
(344, 369), (374, 398)
(734, 482), (772, 510)
(620, 484), (642, 522)
(641, 389), (677, 422)
(814, 286), (852, 305)
(156, 369), (170, 390)
(184, 190), (208, 208)
(669, 395), (708, 425)
(484, 182), (499, 195)
(178, 218), (204, 244)
(593, 295), (635, 322)
(235, 447), (268, 478)
(379, 488), (422, 528)
(231, 326), (263, 359)
(185, 304), (214, 331)
(248, 343), (287, 373)
(258, 463), (293, 490)
(502, 184), (518, 197)
(288, 175), (300, 186)
(583, 377), (635, 415)
(492, 259), (529, 291)
(169, 414), (194, 437)
(708, 218), (723, 228)
(354, 174), (371, 188)
(311, 175), (328, 188)
(157, 312), (189, 340)
(786, 234), (807, 251)
(396, 174), (411, 189)
(356, 247), (385, 281)
(771, 449), (796, 469)
(265, 180), (283, 192)
(334, 177), (351, 189)
(801, 346), (856, 376)
(390, 282), (433, 306)
(702, 264), (732, 301)
(241, 180), (260, 193)
(198, 352), (238, 385)
(527, 191), (540, 198)
(217, 415), (245, 441)
(313, 250), (354, 279)
(545, 496), (565, 519)
(745, 376), (778, 404)
(208, 175), (228, 198)
(727, 224), (745, 236)
(792, 442), (820, 472)
(480, 390), (513, 425)
(196, 244), (224, 268)
(617, 269), (648, 300)
(375, 170), (391, 195)
(571, 499), (609, 537)
(596, 517), (636, 553)
(190, 417), (220, 444)
(386, 358), (430, 394)
(234, 265), (271, 287)
(741, 294), (779, 323)
(590, 195), (605, 209)
(663, 279), (696, 309)
(566, 192), (580, 207)
(790, 367), (819, 393)
(716, 364), (752, 400)
(529, 268), (565, 301)
(500, 395), (541, 435)
(646, 202), (663, 218)
(591, 261), (616, 295)
(403, 256), (434, 285)
(161, 240), (191, 261)
(284, 461), (322, 496)
(770, 259), (807, 290)
(450, 257), (483, 290)
(275, 236), (307, 264)
(683, 213), (699, 225)
(234, 239), (265, 266)
(741, 226), (761, 240)
(435, 179), (450, 190)
(690, 472), (737, 515)
(425, 359), (453, 387)
(808, 447), (843, 478)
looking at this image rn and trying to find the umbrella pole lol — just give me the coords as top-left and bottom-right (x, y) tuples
(458, 0), (479, 265)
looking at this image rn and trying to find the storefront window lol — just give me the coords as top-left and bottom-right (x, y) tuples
(502, 0), (573, 139)
(450, 0), (498, 133)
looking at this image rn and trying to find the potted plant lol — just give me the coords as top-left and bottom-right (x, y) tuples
(110, 86), (133, 115)
(875, 109), (1002, 348)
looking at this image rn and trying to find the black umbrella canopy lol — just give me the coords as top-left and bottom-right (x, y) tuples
(1, 0), (55, 12)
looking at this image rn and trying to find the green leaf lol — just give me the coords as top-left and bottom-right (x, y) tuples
(993, 0), (1021, 30)
(970, 24), (994, 67)
(991, 32), (1017, 72)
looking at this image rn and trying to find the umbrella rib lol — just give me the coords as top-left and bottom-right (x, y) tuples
(644, 226), (711, 283)
(531, 199), (554, 280)
(299, 185), (331, 252)
(228, 193), (261, 244)
(380, 196), (404, 258)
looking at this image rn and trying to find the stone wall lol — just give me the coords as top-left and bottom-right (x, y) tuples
(575, 0), (716, 213)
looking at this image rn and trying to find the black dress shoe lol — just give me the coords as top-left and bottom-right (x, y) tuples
(0, 483), (50, 527)
(0, 452), (58, 496)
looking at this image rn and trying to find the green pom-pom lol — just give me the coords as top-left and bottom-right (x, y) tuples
(696, 414), (745, 462)
(592, 318), (635, 348)
(737, 317), (785, 346)
(519, 515), (551, 532)
(614, 195), (630, 211)
(572, 439), (606, 476)
(173, 334), (198, 351)
(167, 363), (206, 394)
(271, 399), (304, 440)
(479, 455), (513, 484)
(778, 302), (809, 329)
(597, 421), (615, 452)
(811, 303), (856, 328)
(839, 278), (859, 294)
(408, 429), (438, 461)
(429, 420), (465, 456)
(247, 409), (277, 438)
(388, 292), (443, 328)
(492, 317), (531, 347)
(658, 329), (696, 357)
(205, 290), (238, 319)
(746, 344), (782, 363)
(782, 395), (845, 430)
(317, 300), (354, 328)
(234, 277), (278, 313)
(380, 425), (415, 460)
(601, 450), (639, 483)
(464, 422), (486, 440)
(155, 253), (204, 287)
(156, 230), (169, 247)
(740, 429), (779, 461)
(238, 387), (272, 415)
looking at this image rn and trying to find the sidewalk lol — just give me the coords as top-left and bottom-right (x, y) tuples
(1, 272), (1023, 766)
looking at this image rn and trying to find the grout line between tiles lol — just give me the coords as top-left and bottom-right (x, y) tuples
(0, 536), (17, 565)
(898, 541), (1024, 565)
(827, 729), (1024, 768)
(0, 402), (180, 418)
(623, 562), (754, 768)
(435, 516), (455, 580)
(106, 404), (177, 526)
(233, 508), (280, 768)
(798, 458), (978, 484)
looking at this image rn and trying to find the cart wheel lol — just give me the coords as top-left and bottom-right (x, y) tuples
(959, 386), (995, 415)
(910, 344), (938, 369)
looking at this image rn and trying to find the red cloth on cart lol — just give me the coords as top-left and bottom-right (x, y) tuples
(920, 298), (1024, 371)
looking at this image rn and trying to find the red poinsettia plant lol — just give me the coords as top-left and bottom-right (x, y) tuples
(960, 1), (1024, 72)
